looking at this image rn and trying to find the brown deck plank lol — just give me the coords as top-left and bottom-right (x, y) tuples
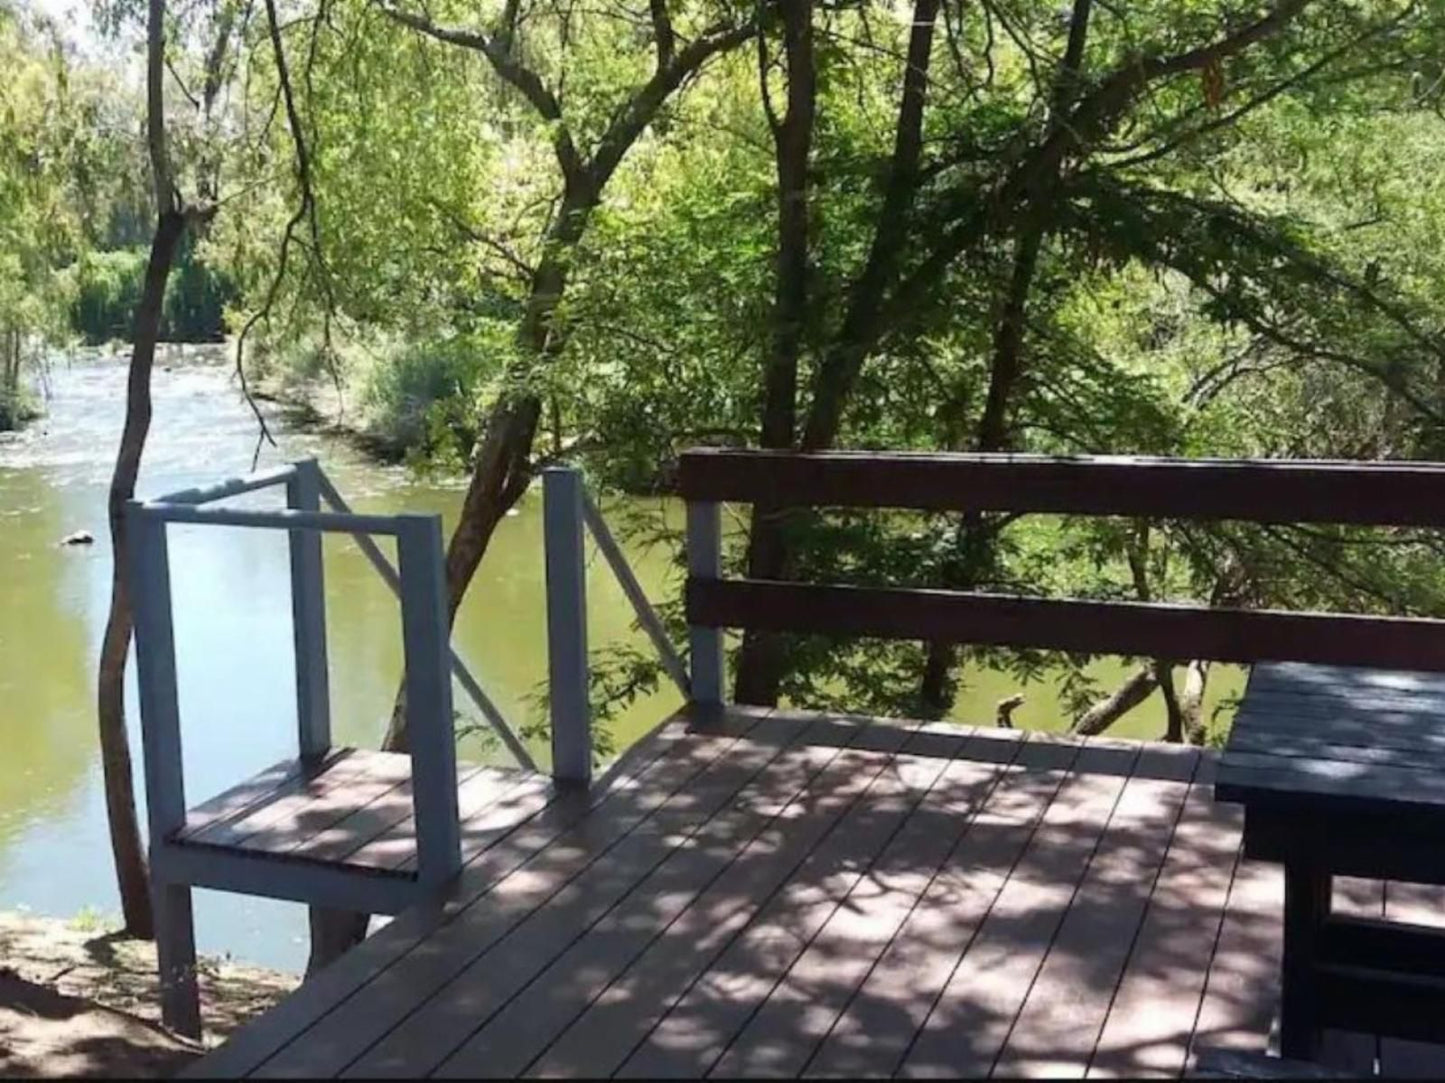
(431, 713), (894, 1078)
(239, 752), (417, 857)
(803, 736), (1081, 1079)
(182, 710), (701, 1080)
(1087, 756), (1239, 1079)
(527, 720), (967, 1080)
(342, 769), (551, 873)
(615, 724), (945, 1079)
(706, 729), (1003, 1078)
(1186, 854), (1283, 1070)
(292, 763), (492, 865)
(186, 750), (398, 851)
(993, 748), (1200, 1078)
(178, 751), (349, 840)
(345, 713), (815, 1078)
(897, 741), (1139, 1079)
(249, 712), (768, 1078)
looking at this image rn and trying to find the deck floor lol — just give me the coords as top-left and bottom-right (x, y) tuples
(174, 749), (535, 875)
(188, 708), (1445, 1078)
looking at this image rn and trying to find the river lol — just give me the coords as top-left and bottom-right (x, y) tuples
(0, 349), (1240, 972)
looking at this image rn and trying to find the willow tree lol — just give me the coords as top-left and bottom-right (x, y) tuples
(371, 0), (756, 739)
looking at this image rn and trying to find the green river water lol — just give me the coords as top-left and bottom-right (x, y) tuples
(0, 349), (1241, 972)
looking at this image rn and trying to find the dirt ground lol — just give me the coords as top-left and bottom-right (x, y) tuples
(0, 911), (296, 1078)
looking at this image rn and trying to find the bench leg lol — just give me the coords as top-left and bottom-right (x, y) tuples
(1280, 862), (1330, 1061)
(155, 882), (202, 1040)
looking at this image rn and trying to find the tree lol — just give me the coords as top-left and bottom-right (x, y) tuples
(372, 0), (757, 751)
(95, 0), (238, 937)
(720, 0), (1445, 720)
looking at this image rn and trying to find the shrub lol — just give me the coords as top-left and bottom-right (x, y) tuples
(358, 336), (489, 463)
(68, 242), (236, 345)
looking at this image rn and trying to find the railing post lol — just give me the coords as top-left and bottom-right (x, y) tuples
(287, 458), (331, 759)
(543, 467), (592, 787)
(127, 503), (200, 1039)
(686, 500), (725, 706)
(128, 504), (186, 840)
(396, 514), (461, 889)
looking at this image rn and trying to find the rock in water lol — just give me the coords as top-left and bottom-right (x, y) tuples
(60, 530), (95, 546)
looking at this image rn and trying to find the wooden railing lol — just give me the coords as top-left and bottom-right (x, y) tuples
(678, 449), (1445, 700)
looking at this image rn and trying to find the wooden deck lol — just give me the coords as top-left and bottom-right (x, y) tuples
(174, 749), (536, 877)
(187, 708), (1445, 1079)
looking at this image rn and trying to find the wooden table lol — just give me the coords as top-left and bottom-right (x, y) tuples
(1216, 662), (1445, 1060)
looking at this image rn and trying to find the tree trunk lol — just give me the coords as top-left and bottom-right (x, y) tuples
(916, 223), (1045, 715)
(734, 0), (816, 707)
(96, 208), (187, 939)
(735, 0), (939, 704)
(916, 0), (1095, 716)
(1073, 666), (1157, 736)
(1179, 659), (1210, 744)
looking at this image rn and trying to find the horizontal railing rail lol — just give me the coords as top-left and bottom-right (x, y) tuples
(686, 580), (1445, 672)
(678, 450), (1445, 687)
(136, 460), (537, 772)
(137, 501), (412, 536)
(678, 449), (1445, 527)
(149, 463), (300, 506)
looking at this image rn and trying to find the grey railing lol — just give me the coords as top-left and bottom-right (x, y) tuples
(540, 467), (691, 787)
(134, 459), (536, 772)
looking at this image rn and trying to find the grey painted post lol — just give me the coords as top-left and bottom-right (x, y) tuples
(128, 505), (187, 844)
(686, 501), (725, 706)
(153, 883), (201, 1039)
(126, 504), (200, 1038)
(396, 514), (461, 889)
(543, 468), (591, 786)
(287, 458), (331, 759)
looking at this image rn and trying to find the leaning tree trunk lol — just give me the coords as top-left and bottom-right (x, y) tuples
(306, 229), (567, 976)
(1072, 665), (1158, 736)
(1178, 659), (1210, 744)
(96, 208), (187, 939)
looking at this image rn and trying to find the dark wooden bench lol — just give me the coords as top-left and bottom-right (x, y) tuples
(1217, 662), (1445, 1060)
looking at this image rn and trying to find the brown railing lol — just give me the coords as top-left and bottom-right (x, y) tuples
(678, 450), (1445, 687)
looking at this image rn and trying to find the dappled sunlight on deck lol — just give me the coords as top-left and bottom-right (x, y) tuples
(187, 708), (1445, 1079)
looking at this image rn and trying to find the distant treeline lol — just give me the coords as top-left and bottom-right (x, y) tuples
(69, 237), (235, 345)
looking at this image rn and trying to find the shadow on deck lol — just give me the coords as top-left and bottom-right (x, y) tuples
(187, 708), (1445, 1078)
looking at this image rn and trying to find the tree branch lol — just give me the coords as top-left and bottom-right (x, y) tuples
(590, 20), (756, 186)
(649, 0), (674, 69)
(373, 0), (586, 184)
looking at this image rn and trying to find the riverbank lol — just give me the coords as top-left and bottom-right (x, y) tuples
(0, 910), (295, 1076)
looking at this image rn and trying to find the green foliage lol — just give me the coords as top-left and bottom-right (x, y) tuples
(67, 243), (235, 345)
(358, 334), (497, 463)
(18, 0), (1445, 740)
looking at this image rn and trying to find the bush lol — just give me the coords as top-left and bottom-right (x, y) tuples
(68, 241), (236, 345)
(69, 248), (146, 344)
(0, 386), (40, 431)
(358, 336), (488, 462)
